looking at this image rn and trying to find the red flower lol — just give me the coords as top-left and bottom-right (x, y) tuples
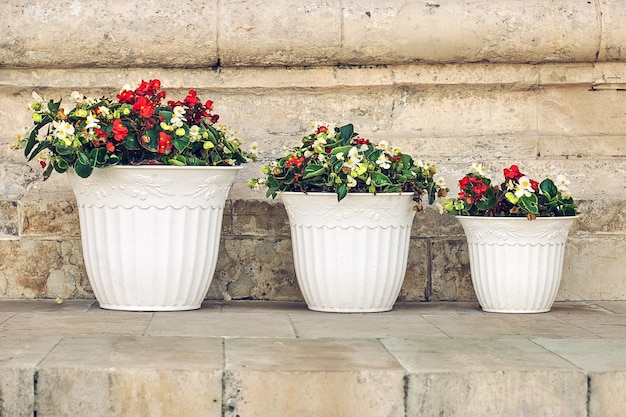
(39, 160), (46, 168)
(530, 179), (539, 191)
(184, 90), (199, 107)
(157, 132), (172, 154)
(317, 126), (328, 134)
(112, 119), (128, 141)
(133, 96), (155, 118)
(354, 137), (370, 145)
(94, 128), (107, 140)
(117, 90), (135, 104)
(204, 100), (214, 110)
(106, 142), (115, 153)
(504, 165), (522, 181)
(285, 155), (305, 169)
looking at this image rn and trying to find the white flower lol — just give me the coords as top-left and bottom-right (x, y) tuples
(376, 153), (391, 169)
(85, 114), (100, 129)
(561, 189), (572, 199)
(471, 163), (486, 176)
(52, 121), (75, 140)
(434, 199), (445, 214)
(348, 146), (361, 160)
(335, 152), (345, 161)
(434, 175), (447, 188)
(170, 116), (184, 128)
(97, 106), (110, 116)
(346, 175), (357, 188)
(556, 174), (570, 191)
(249, 142), (259, 155)
(377, 140), (392, 152)
(70, 91), (84, 104)
(173, 105), (186, 118)
(189, 125), (201, 138)
(514, 176), (534, 198)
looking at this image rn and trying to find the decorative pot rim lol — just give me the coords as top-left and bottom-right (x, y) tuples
(279, 191), (416, 197)
(454, 215), (579, 221)
(70, 165), (243, 173)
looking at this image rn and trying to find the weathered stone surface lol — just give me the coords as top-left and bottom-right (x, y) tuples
(0, 335), (61, 417)
(208, 237), (301, 301)
(20, 192), (79, 237)
(231, 199), (290, 237)
(0, 239), (89, 299)
(430, 238), (475, 301)
(1, 0), (218, 68)
(219, 0), (341, 66)
(224, 338), (406, 417)
(37, 336), (223, 417)
(398, 239), (429, 302)
(533, 339), (626, 417)
(0, 200), (19, 236)
(559, 237), (626, 301)
(342, 0), (598, 65)
(383, 338), (587, 417)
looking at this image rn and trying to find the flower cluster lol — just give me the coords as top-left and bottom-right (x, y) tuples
(11, 79), (257, 179)
(444, 163), (577, 218)
(247, 123), (447, 205)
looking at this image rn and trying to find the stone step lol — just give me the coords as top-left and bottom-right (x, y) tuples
(0, 300), (625, 417)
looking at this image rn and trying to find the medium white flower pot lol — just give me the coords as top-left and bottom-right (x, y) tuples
(280, 192), (417, 313)
(68, 165), (241, 311)
(456, 216), (577, 313)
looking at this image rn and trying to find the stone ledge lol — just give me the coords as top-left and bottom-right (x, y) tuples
(3, 1), (626, 67)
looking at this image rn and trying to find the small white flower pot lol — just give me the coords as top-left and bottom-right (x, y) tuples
(280, 192), (418, 313)
(456, 216), (577, 313)
(68, 165), (240, 311)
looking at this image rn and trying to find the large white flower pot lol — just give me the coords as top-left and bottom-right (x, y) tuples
(280, 192), (417, 313)
(68, 165), (241, 311)
(456, 216), (577, 313)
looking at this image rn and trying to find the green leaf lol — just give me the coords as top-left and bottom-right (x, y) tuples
(330, 145), (352, 156)
(140, 130), (159, 152)
(339, 124), (355, 146)
(476, 188), (497, 210)
(89, 147), (108, 165)
(124, 134), (140, 150)
(336, 183), (348, 201)
(370, 171), (392, 187)
(302, 164), (326, 180)
(172, 134), (190, 153)
(74, 159), (93, 178)
(519, 194), (539, 215)
(540, 179), (558, 199)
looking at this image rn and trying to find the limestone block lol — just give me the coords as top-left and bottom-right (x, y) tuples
(341, 0), (598, 65)
(37, 336), (223, 417)
(391, 86), (537, 137)
(559, 237), (626, 300)
(430, 238), (476, 301)
(224, 338), (406, 417)
(0, 0), (218, 68)
(383, 338), (587, 417)
(572, 199), (626, 234)
(0, 200), (19, 236)
(539, 136), (626, 158)
(0, 335), (61, 417)
(398, 239), (429, 302)
(411, 207), (463, 238)
(598, 0), (626, 62)
(20, 192), (79, 237)
(532, 339), (626, 417)
(0, 239), (89, 299)
(208, 237), (301, 301)
(231, 199), (290, 237)
(538, 88), (626, 136)
(218, 0), (341, 66)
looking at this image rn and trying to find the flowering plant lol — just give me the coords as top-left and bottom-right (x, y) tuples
(444, 163), (578, 219)
(247, 122), (446, 206)
(12, 79), (256, 179)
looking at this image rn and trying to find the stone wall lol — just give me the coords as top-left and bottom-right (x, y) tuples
(1, 0), (625, 301)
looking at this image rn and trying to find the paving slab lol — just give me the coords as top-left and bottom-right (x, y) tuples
(0, 311), (153, 336)
(533, 338), (626, 417)
(382, 337), (588, 417)
(0, 335), (61, 417)
(0, 299), (95, 313)
(147, 310), (296, 338)
(290, 311), (448, 338)
(224, 338), (406, 417)
(36, 336), (223, 417)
